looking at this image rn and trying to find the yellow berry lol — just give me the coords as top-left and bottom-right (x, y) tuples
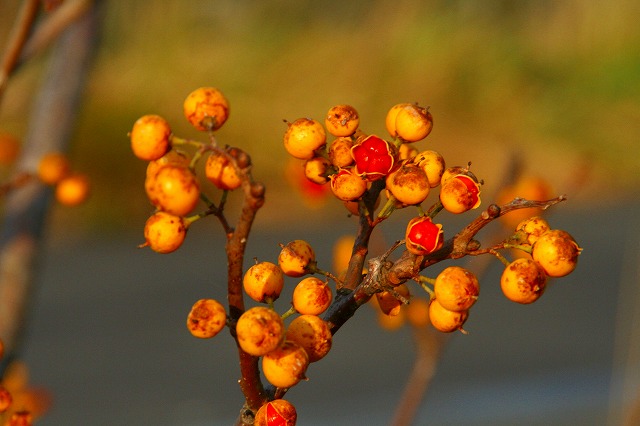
(328, 137), (355, 168)
(292, 277), (332, 315)
(130, 114), (172, 161)
(183, 87), (230, 131)
(532, 229), (581, 277)
(186, 299), (227, 338)
(283, 118), (326, 160)
(385, 163), (430, 206)
(413, 150), (445, 188)
(428, 298), (468, 333)
(243, 261), (285, 303)
(385, 103), (412, 138)
(262, 340), (309, 389)
(324, 104), (359, 137)
(205, 151), (242, 191)
(375, 284), (410, 316)
(236, 307), (285, 356)
(278, 240), (316, 277)
(150, 165), (200, 216)
(303, 156), (332, 185)
(500, 258), (547, 304)
(394, 104), (433, 142)
(434, 266), (479, 312)
(143, 211), (187, 254)
(55, 173), (90, 206)
(330, 168), (367, 201)
(286, 314), (332, 362)
(515, 216), (551, 245)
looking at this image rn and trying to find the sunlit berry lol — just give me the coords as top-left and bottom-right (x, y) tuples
(434, 266), (479, 312)
(205, 151), (242, 190)
(0, 132), (20, 166)
(304, 156), (332, 185)
(130, 114), (172, 161)
(286, 314), (332, 362)
(532, 229), (581, 277)
(405, 216), (444, 256)
(283, 118), (326, 160)
(243, 261), (285, 303)
(183, 87), (229, 131)
(262, 341), (309, 389)
(375, 284), (410, 316)
(329, 168), (367, 201)
(55, 173), (90, 206)
(186, 299), (227, 338)
(500, 258), (547, 304)
(325, 104), (359, 137)
(350, 135), (396, 181)
(254, 399), (298, 426)
(278, 240), (316, 277)
(385, 103), (412, 138)
(439, 174), (481, 214)
(236, 307), (285, 356)
(394, 104), (433, 142)
(428, 298), (468, 333)
(292, 277), (332, 315)
(413, 150), (445, 188)
(385, 163), (430, 205)
(440, 166), (478, 186)
(150, 165), (200, 216)
(515, 216), (551, 245)
(37, 152), (69, 185)
(328, 137), (355, 168)
(405, 297), (431, 328)
(142, 211), (187, 254)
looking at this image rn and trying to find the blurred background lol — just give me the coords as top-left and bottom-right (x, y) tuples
(0, 0), (638, 424)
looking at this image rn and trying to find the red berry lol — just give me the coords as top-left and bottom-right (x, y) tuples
(405, 216), (444, 256)
(350, 135), (396, 181)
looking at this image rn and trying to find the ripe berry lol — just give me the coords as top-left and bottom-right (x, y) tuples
(205, 151), (242, 191)
(283, 118), (326, 160)
(325, 104), (359, 137)
(0, 386), (12, 413)
(439, 174), (481, 214)
(515, 216), (550, 246)
(0, 132), (20, 166)
(55, 173), (90, 206)
(278, 240), (316, 277)
(243, 261), (285, 303)
(149, 165), (200, 216)
(385, 103), (412, 138)
(292, 277), (332, 315)
(428, 298), (468, 333)
(405, 216), (444, 256)
(130, 114), (172, 161)
(350, 135), (396, 181)
(434, 266), (479, 312)
(330, 168), (367, 201)
(385, 163), (430, 205)
(183, 87), (229, 131)
(375, 284), (410, 316)
(143, 211), (187, 254)
(328, 137), (355, 168)
(236, 307), (285, 356)
(532, 229), (581, 277)
(262, 340), (309, 388)
(254, 399), (298, 426)
(413, 150), (445, 188)
(500, 258), (547, 304)
(303, 156), (332, 185)
(394, 104), (433, 142)
(186, 299), (227, 338)
(37, 152), (69, 185)
(286, 314), (332, 362)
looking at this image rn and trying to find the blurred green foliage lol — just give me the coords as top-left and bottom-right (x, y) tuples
(1, 0), (638, 233)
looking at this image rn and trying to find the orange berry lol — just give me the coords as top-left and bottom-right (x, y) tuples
(0, 132), (20, 166)
(413, 150), (445, 188)
(205, 151), (242, 191)
(292, 277), (332, 315)
(0, 386), (12, 413)
(385, 163), (430, 206)
(254, 399), (298, 426)
(405, 297), (431, 328)
(243, 261), (285, 303)
(143, 211), (187, 254)
(325, 104), (359, 137)
(375, 284), (410, 316)
(186, 299), (227, 338)
(330, 168), (367, 201)
(183, 87), (230, 131)
(130, 114), (172, 161)
(146, 150), (190, 179)
(515, 216), (551, 246)
(5, 410), (32, 426)
(328, 137), (355, 168)
(434, 266), (479, 312)
(439, 174), (481, 214)
(428, 298), (468, 333)
(37, 152), (69, 185)
(55, 173), (90, 206)
(500, 258), (547, 304)
(278, 240), (316, 277)
(262, 340), (309, 389)
(150, 165), (200, 216)
(394, 104), (433, 142)
(236, 307), (285, 356)
(303, 156), (332, 185)
(286, 314), (332, 362)
(385, 103), (412, 138)
(532, 229), (581, 277)
(283, 118), (326, 160)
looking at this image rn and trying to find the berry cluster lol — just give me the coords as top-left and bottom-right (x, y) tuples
(131, 89), (582, 426)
